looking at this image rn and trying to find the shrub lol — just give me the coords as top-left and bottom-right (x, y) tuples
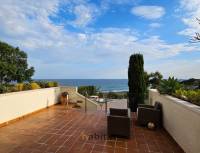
(106, 92), (128, 99)
(0, 84), (18, 93)
(107, 92), (119, 99)
(23, 83), (31, 90)
(0, 84), (8, 93)
(78, 86), (99, 96)
(30, 82), (41, 90)
(0, 81), (58, 94)
(185, 90), (200, 105)
(173, 89), (200, 106)
(46, 81), (57, 87)
(35, 81), (47, 88)
(158, 77), (182, 95)
(53, 81), (58, 87)
(16, 83), (24, 91)
(98, 92), (104, 98)
(7, 84), (18, 92)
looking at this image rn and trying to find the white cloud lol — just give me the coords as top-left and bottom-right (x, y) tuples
(178, 0), (200, 37)
(131, 5), (165, 20)
(68, 0), (139, 28)
(149, 23), (161, 28)
(101, 0), (139, 6)
(180, 0), (200, 11)
(146, 59), (200, 79)
(0, 0), (199, 78)
(69, 4), (100, 28)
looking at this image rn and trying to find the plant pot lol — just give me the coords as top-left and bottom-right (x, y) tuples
(60, 96), (67, 105)
(60, 92), (69, 105)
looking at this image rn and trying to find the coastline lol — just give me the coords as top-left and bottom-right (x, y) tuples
(35, 79), (128, 92)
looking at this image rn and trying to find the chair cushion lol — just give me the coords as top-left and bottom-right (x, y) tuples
(154, 102), (161, 110)
(110, 108), (128, 116)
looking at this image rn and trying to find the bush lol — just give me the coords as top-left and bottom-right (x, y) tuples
(46, 81), (58, 87)
(0, 84), (19, 93)
(158, 77), (182, 95)
(53, 81), (58, 87)
(23, 83), (32, 90)
(98, 92), (104, 98)
(0, 81), (59, 94)
(174, 89), (200, 106)
(173, 89), (187, 100)
(30, 82), (41, 90)
(7, 84), (18, 92)
(106, 92), (128, 99)
(186, 90), (198, 103)
(35, 81), (47, 88)
(107, 92), (119, 99)
(35, 81), (58, 88)
(78, 86), (99, 96)
(16, 83), (24, 91)
(0, 84), (8, 93)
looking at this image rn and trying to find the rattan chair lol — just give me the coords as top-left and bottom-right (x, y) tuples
(137, 102), (162, 128)
(107, 108), (132, 138)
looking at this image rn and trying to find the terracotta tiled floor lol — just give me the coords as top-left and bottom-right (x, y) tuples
(0, 105), (184, 153)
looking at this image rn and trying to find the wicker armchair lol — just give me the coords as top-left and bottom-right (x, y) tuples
(137, 102), (162, 128)
(107, 108), (132, 138)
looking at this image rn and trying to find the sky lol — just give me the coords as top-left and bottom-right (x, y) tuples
(0, 0), (200, 79)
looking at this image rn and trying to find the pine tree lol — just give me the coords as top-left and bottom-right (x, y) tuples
(128, 53), (145, 112)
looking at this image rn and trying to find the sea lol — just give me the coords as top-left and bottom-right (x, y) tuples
(36, 79), (128, 92)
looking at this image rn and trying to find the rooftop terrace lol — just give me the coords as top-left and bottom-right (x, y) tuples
(0, 101), (184, 153)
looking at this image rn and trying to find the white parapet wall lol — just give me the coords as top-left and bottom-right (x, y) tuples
(0, 86), (98, 125)
(0, 87), (61, 125)
(149, 89), (200, 153)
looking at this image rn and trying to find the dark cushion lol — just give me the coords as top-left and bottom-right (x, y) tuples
(154, 102), (161, 110)
(110, 108), (128, 116)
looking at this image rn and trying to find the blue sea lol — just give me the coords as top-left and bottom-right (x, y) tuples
(36, 79), (128, 92)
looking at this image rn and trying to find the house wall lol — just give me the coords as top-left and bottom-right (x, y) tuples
(149, 89), (200, 153)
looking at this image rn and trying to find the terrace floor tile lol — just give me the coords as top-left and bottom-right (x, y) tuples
(0, 105), (185, 153)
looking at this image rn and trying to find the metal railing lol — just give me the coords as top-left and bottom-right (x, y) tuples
(84, 91), (88, 113)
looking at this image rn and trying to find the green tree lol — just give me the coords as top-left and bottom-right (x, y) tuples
(148, 71), (163, 88)
(0, 41), (34, 84)
(144, 71), (150, 87)
(198, 82), (200, 89)
(128, 53), (146, 112)
(158, 77), (182, 95)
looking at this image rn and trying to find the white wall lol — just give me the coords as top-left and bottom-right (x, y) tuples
(0, 87), (60, 124)
(0, 86), (99, 125)
(149, 89), (200, 153)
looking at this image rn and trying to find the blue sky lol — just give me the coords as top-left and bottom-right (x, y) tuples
(0, 0), (200, 79)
